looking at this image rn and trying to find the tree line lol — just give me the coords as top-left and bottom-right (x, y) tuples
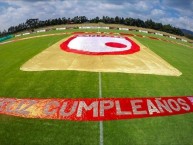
(0, 16), (184, 37)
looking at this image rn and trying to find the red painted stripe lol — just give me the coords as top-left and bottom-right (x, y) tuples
(148, 36), (159, 40)
(0, 96), (193, 121)
(72, 32), (85, 34)
(120, 33), (134, 36)
(136, 34), (143, 37)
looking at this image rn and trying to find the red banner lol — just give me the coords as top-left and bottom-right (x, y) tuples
(0, 96), (193, 121)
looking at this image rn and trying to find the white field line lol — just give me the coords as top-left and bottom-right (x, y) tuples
(0, 33), (68, 45)
(99, 72), (104, 145)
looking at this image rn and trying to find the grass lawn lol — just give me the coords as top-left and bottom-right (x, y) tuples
(0, 115), (99, 145)
(102, 36), (193, 145)
(0, 29), (193, 145)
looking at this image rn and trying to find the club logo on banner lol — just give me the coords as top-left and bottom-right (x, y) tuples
(60, 35), (140, 55)
(0, 96), (193, 121)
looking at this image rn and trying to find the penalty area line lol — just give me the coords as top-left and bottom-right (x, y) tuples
(99, 72), (104, 145)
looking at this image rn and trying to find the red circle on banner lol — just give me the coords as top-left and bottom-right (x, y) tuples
(105, 42), (127, 48)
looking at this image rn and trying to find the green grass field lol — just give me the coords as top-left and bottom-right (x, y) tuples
(0, 29), (193, 145)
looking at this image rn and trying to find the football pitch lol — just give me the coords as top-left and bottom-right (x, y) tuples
(0, 28), (193, 145)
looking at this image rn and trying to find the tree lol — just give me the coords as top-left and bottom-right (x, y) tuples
(0, 16), (185, 37)
(26, 19), (39, 29)
(90, 17), (100, 23)
(145, 19), (155, 29)
(80, 16), (88, 23)
(115, 16), (120, 24)
(62, 17), (67, 24)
